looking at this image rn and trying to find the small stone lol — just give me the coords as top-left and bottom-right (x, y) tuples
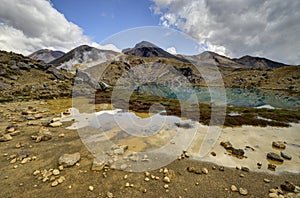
(145, 171), (150, 177)
(88, 186), (94, 191)
(212, 165), (216, 170)
(49, 122), (62, 127)
(163, 168), (168, 174)
(280, 152), (292, 160)
(51, 181), (58, 187)
(125, 182), (130, 187)
(32, 156), (37, 160)
(52, 169), (60, 175)
(143, 189), (147, 193)
(57, 176), (65, 184)
(50, 176), (56, 182)
(15, 142), (22, 148)
(280, 181), (296, 192)
(269, 192), (278, 198)
(58, 152), (80, 167)
(163, 176), (171, 183)
(58, 165), (64, 171)
(220, 141), (233, 149)
(202, 168), (209, 174)
(211, 151), (216, 156)
(164, 184), (169, 189)
(145, 177), (150, 182)
(0, 134), (13, 142)
(239, 188), (248, 195)
(21, 157), (30, 164)
(240, 174), (245, 177)
(124, 175), (128, 179)
(58, 133), (65, 138)
(264, 178), (271, 183)
(33, 170), (40, 176)
(19, 183), (23, 186)
(10, 158), (17, 164)
(231, 185), (238, 192)
(267, 152), (283, 162)
(107, 192), (113, 198)
(219, 166), (224, 171)
(68, 185), (72, 189)
(272, 141), (286, 149)
(120, 164), (127, 170)
(42, 177), (49, 182)
(187, 167), (195, 173)
(241, 166), (250, 172)
(268, 164), (277, 171)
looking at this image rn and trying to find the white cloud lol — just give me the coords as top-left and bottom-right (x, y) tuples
(0, 0), (120, 55)
(151, 0), (300, 64)
(166, 46), (177, 54)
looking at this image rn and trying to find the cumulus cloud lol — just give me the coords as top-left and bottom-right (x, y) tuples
(151, 0), (300, 64)
(166, 46), (177, 54)
(0, 0), (120, 55)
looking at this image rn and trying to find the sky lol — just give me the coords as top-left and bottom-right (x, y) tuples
(0, 0), (299, 64)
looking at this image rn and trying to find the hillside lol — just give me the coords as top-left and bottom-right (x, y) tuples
(0, 50), (73, 102)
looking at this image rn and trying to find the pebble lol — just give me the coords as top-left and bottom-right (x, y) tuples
(88, 186), (94, 191)
(49, 122), (62, 127)
(280, 152), (292, 160)
(272, 141), (286, 149)
(241, 166), (249, 172)
(120, 164), (127, 170)
(52, 169), (60, 175)
(219, 166), (224, 171)
(57, 176), (65, 184)
(264, 178), (271, 183)
(240, 174), (245, 177)
(231, 185), (238, 192)
(239, 188), (248, 195)
(58, 133), (65, 138)
(125, 182), (130, 187)
(163, 176), (171, 183)
(145, 177), (150, 182)
(58, 165), (64, 171)
(145, 171), (150, 177)
(33, 170), (40, 176)
(107, 192), (113, 198)
(51, 181), (58, 187)
(269, 192), (278, 198)
(202, 168), (209, 174)
(124, 175), (128, 179)
(10, 158), (17, 164)
(164, 184), (169, 189)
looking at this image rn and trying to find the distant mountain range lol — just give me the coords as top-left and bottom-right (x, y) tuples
(28, 41), (292, 69)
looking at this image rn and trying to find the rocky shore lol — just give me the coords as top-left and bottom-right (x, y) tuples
(0, 99), (300, 197)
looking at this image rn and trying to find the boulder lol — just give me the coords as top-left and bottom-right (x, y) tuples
(58, 152), (80, 167)
(280, 152), (292, 160)
(267, 152), (284, 162)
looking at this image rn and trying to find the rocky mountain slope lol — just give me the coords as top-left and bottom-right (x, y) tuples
(28, 49), (65, 63)
(0, 50), (73, 102)
(50, 45), (120, 73)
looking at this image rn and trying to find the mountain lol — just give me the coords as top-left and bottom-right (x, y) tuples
(49, 45), (120, 73)
(187, 51), (244, 68)
(122, 41), (189, 62)
(233, 55), (287, 68)
(28, 49), (65, 63)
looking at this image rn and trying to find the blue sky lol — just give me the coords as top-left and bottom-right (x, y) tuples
(51, 0), (161, 44)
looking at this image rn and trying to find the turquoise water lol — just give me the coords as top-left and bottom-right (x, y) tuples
(136, 85), (300, 110)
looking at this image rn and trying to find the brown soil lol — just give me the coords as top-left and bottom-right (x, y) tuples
(0, 99), (299, 198)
